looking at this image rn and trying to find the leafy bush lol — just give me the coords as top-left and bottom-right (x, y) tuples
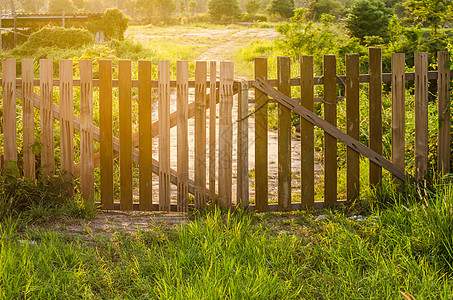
(345, 0), (394, 42)
(18, 26), (94, 50)
(99, 8), (130, 40)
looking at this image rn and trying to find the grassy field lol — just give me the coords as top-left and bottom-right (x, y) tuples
(1, 175), (453, 299)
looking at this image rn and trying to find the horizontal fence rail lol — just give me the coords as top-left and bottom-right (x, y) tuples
(0, 49), (451, 213)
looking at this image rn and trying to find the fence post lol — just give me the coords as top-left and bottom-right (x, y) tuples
(39, 59), (54, 177)
(437, 51), (451, 174)
(219, 61), (234, 208)
(369, 48), (382, 187)
(138, 60), (153, 211)
(323, 55), (337, 205)
(22, 59), (35, 180)
(237, 80), (249, 208)
(177, 61), (189, 212)
(254, 57), (268, 211)
(391, 53), (406, 184)
(159, 61), (171, 211)
(277, 56), (291, 211)
(80, 60), (94, 202)
(414, 52), (429, 181)
(209, 61), (217, 203)
(300, 55), (314, 209)
(346, 54), (360, 202)
(2, 58), (17, 166)
(99, 60), (114, 210)
(119, 60), (133, 210)
(59, 59), (74, 189)
(195, 61), (207, 208)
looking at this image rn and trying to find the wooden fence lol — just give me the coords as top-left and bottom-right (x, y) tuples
(0, 49), (451, 212)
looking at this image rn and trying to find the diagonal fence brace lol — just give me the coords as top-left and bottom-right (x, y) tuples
(253, 78), (412, 182)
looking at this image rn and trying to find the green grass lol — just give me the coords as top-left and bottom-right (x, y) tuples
(2, 176), (453, 298)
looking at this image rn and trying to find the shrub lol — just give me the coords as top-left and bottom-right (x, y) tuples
(345, 0), (394, 42)
(100, 8), (130, 40)
(19, 26), (94, 50)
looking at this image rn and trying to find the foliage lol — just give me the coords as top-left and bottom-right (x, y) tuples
(100, 8), (130, 40)
(266, 0), (295, 19)
(241, 13), (268, 22)
(306, 0), (343, 21)
(15, 26), (94, 52)
(207, 0), (242, 22)
(345, 0), (394, 42)
(245, 0), (262, 15)
(405, 0), (453, 34)
(48, 0), (76, 14)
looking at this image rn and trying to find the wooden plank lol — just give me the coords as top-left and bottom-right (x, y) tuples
(346, 54), (360, 202)
(2, 59), (17, 166)
(99, 60), (114, 210)
(177, 61), (189, 212)
(39, 59), (54, 176)
(237, 80), (249, 208)
(138, 60), (153, 211)
(59, 60), (74, 187)
(219, 61), (234, 208)
(323, 55), (337, 205)
(119, 60), (133, 210)
(194, 61), (207, 209)
(253, 78), (409, 181)
(277, 56), (291, 211)
(437, 51), (451, 173)
(369, 48), (383, 187)
(300, 55), (314, 209)
(254, 57), (268, 211)
(414, 52), (429, 181)
(21, 59), (35, 180)
(391, 53), (406, 184)
(159, 61), (171, 211)
(209, 61), (217, 203)
(80, 60), (94, 202)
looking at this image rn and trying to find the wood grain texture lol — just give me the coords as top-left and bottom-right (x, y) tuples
(59, 60), (74, 187)
(21, 59), (35, 180)
(209, 61), (217, 203)
(414, 52), (429, 181)
(369, 48), (382, 186)
(391, 53), (406, 184)
(39, 59), (54, 176)
(119, 60), (133, 210)
(138, 60), (153, 211)
(2, 59), (17, 167)
(99, 60), (114, 209)
(253, 78), (409, 181)
(237, 80), (249, 208)
(437, 51), (451, 173)
(194, 61), (207, 208)
(219, 61), (234, 208)
(254, 57), (268, 211)
(177, 61), (189, 212)
(277, 56), (291, 211)
(346, 54), (360, 202)
(300, 55), (314, 209)
(159, 61), (171, 211)
(323, 55), (337, 205)
(80, 60), (94, 202)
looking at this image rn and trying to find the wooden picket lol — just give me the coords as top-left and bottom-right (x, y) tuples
(1, 50), (451, 214)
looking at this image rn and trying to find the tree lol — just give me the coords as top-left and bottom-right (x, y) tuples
(266, 0), (295, 19)
(48, 0), (76, 13)
(405, 0), (453, 35)
(153, 0), (177, 23)
(345, 0), (393, 42)
(245, 0), (261, 15)
(101, 8), (129, 40)
(306, 0), (343, 21)
(188, 0), (197, 16)
(207, 0), (242, 22)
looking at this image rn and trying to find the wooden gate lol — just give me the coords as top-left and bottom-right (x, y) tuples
(0, 49), (451, 212)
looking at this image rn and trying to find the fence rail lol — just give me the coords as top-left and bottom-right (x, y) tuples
(0, 49), (451, 212)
